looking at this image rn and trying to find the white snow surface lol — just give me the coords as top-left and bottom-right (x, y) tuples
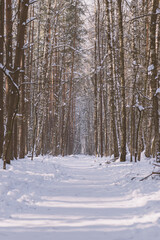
(0, 155), (160, 240)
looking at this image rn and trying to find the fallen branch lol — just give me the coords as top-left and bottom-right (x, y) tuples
(153, 163), (160, 167)
(140, 173), (153, 181)
(140, 171), (160, 181)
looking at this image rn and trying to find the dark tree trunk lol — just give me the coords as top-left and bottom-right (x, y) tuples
(149, 0), (159, 162)
(3, 0), (30, 169)
(5, 0), (13, 163)
(118, 0), (126, 162)
(19, 51), (26, 159)
(0, 0), (4, 158)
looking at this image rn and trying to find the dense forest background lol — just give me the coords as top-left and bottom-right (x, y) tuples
(0, 0), (160, 169)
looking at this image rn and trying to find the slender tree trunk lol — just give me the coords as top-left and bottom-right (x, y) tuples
(106, 0), (119, 159)
(0, 0), (4, 157)
(97, 0), (103, 157)
(94, 6), (98, 156)
(64, 48), (75, 154)
(61, 70), (66, 156)
(103, 87), (108, 156)
(60, 44), (66, 156)
(118, 0), (126, 162)
(5, 0), (13, 163)
(19, 51), (26, 159)
(149, 0), (159, 161)
(130, 2), (139, 162)
(143, 0), (152, 158)
(94, 40), (98, 156)
(135, 109), (142, 162)
(64, 1), (77, 155)
(13, 0), (21, 160)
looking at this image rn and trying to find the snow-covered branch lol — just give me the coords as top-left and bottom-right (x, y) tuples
(0, 64), (18, 90)
(23, 17), (37, 26)
(29, 0), (38, 5)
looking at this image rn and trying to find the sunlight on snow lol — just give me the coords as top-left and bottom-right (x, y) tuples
(32, 190), (160, 209)
(0, 156), (160, 239)
(1, 212), (159, 229)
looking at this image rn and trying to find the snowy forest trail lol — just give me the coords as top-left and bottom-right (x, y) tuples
(0, 155), (160, 240)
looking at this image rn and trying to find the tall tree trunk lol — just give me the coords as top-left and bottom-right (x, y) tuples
(143, 0), (152, 158)
(149, 0), (159, 162)
(94, 44), (98, 156)
(106, 0), (119, 159)
(3, 0), (30, 169)
(130, 1), (139, 162)
(64, 1), (77, 155)
(19, 51), (26, 159)
(94, 8), (98, 156)
(0, 0), (4, 158)
(118, 0), (126, 162)
(13, 0), (21, 160)
(5, 0), (13, 163)
(97, 0), (103, 157)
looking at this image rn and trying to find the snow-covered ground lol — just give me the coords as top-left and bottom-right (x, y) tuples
(0, 155), (160, 240)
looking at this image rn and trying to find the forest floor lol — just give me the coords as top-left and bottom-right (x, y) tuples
(0, 154), (160, 240)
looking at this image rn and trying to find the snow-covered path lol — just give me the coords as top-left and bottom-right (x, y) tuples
(0, 155), (160, 240)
